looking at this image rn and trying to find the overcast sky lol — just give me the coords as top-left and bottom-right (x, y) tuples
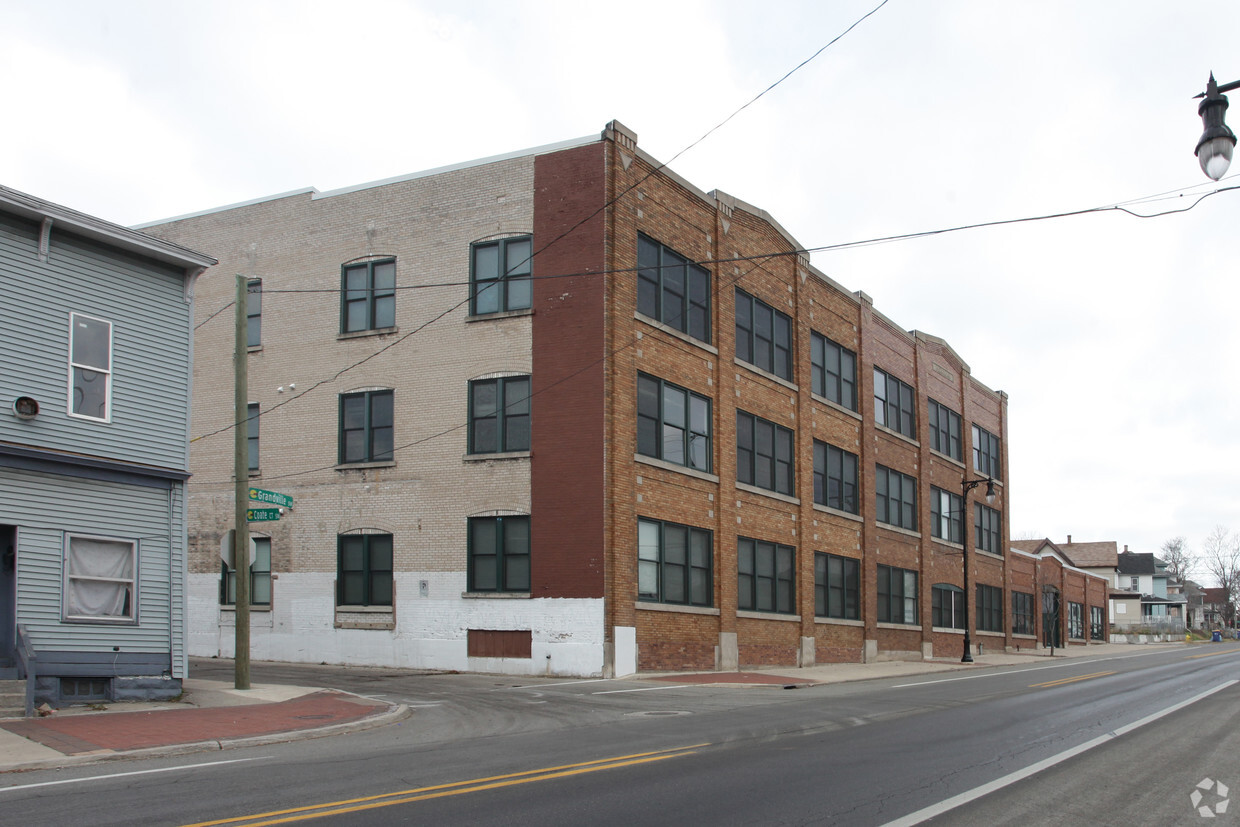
(5, 0), (1238, 577)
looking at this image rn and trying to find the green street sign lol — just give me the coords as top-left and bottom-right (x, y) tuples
(248, 487), (293, 509)
(247, 508), (282, 523)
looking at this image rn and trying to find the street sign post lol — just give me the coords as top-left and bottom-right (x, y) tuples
(248, 487), (293, 509)
(246, 507), (282, 523)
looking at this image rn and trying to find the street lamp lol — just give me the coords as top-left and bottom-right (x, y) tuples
(959, 476), (996, 664)
(1195, 73), (1239, 181)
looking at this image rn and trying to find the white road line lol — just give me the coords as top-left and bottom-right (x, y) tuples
(0, 756), (270, 794)
(892, 648), (1184, 687)
(593, 685), (692, 695)
(501, 678), (615, 690)
(881, 679), (1238, 826)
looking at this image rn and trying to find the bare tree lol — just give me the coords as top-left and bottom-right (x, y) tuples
(1200, 526), (1240, 627)
(1160, 536), (1194, 582)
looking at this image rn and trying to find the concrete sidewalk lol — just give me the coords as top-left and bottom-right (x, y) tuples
(0, 642), (1196, 774)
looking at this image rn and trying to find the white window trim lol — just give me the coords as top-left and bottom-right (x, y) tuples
(63, 532), (137, 624)
(67, 312), (114, 423)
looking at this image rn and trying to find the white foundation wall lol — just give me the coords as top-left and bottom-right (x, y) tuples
(188, 572), (606, 676)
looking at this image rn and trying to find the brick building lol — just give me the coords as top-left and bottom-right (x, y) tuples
(142, 121), (1021, 676)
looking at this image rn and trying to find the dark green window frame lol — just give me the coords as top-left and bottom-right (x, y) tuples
(222, 536), (271, 606)
(336, 533), (393, 607)
(1090, 605), (1105, 640)
(638, 518), (712, 606)
(1068, 601), (1085, 639)
(469, 376), (530, 454)
(874, 367), (915, 438)
(814, 552), (859, 619)
(339, 390), (394, 464)
(637, 233), (711, 343)
(972, 424), (1002, 479)
(737, 537), (795, 614)
(637, 373), (711, 471)
(813, 440), (858, 514)
(468, 515), (530, 593)
(1012, 591), (1035, 636)
(878, 564), (918, 624)
(974, 503), (1002, 554)
(930, 486), (962, 543)
(928, 399), (961, 460)
(810, 331), (856, 410)
(932, 583), (965, 629)
(246, 278), (262, 347)
(735, 288), (792, 380)
(976, 584), (1003, 632)
(876, 465), (918, 531)
(736, 410), (794, 496)
(246, 403), (260, 472)
(471, 236), (532, 315)
(341, 258), (396, 333)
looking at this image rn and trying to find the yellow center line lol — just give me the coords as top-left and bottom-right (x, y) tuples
(1031, 670), (1116, 688)
(180, 744), (707, 827)
(1185, 647), (1240, 659)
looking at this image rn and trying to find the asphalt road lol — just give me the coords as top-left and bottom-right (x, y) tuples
(2, 646), (1237, 826)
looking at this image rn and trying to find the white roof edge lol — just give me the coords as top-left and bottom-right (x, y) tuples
(131, 187), (318, 229)
(1011, 547), (1110, 581)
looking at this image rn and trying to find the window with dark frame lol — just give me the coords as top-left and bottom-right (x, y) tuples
(878, 564), (918, 624)
(336, 533), (393, 606)
(932, 584), (965, 629)
(222, 536), (271, 606)
(468, 515), (530, 593)
(1068, 601), (1085, 639)
(735, 288), (792, 380)
(876, 465), (918, 531)
(814, 552), (859, 619)
(637, 518), (712, 606)
(339, 390), (394, 464)
(737, 537), (795, 614)
(736, 410), (795, 496)
(974, 503), (1002, 554)
(972, 424), (1002, 479)
(469, 376), (530, 454)
(810, 331), (856, 410)
(1012, 591), (1035, 635)
(1090, 605), (1105, 640)
(976, 584), (1003, 632)
(928, 399), (961, 460)
(637, 234), (711, 343)
(813, 440), (858, 514)
(247, 403), (260, 472)
(341, 259), (396, 333)
(247, 278), (262, 347)
(471, 236), (532, 315)
(930, 486), (962, 543)
(637, 374), (712, 472)
(873, 367), (915, 438)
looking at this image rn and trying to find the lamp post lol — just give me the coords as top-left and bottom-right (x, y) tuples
(959, 476), (996, 663)
(1195, 73), (1239, 180)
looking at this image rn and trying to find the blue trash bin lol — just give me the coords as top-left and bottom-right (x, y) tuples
(1212, 630), (1222, 642)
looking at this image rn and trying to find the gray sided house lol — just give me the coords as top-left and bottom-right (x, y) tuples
(0, 185), (215, 709)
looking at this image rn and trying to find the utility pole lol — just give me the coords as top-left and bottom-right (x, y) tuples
(233, 275), (251, 689)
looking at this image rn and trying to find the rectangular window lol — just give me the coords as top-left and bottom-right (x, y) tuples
(64, 534), (135, 622)
(1012, 591), (1035, 635)
(878, 564), (918, 624)
(339, 390), (394, 464)
(341, 259), (396, 333)
(468, 515), (530, 593)
(638, 518), (712, 606)
(873, 367), (915, 438)
(932, 584), (965, 629)
(469, 376), (531, 454)
(222, 536), (272, 606)
(735, 288), (792, 380)
(637, 234), (711, 343)
(1129, 576), (1140, 592)
(736, 410), (794, 496)
(1068, 601), (1085, 639)
(972, 424), (1001, 479)
(930, 486), (962, 543)
(928, 399), (961, 460)
(813, 440), (858, 514)
(876, 465), (918, 531)
(976, 584), (1003, 632)
(637, 374), (711, 471)
(471, 236), (532, 315)
(1090, 605), (1105, 640)
(247, 278), (262, 347)
(247, 403), (260, 472)
(68, 312), (113, 422)
(810, 331), (856, 410)
(974, 503), (1002, 554)
(814, 552), (859, 619)
(737, 537), (795, 614)
(337, 534), (393, 606)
